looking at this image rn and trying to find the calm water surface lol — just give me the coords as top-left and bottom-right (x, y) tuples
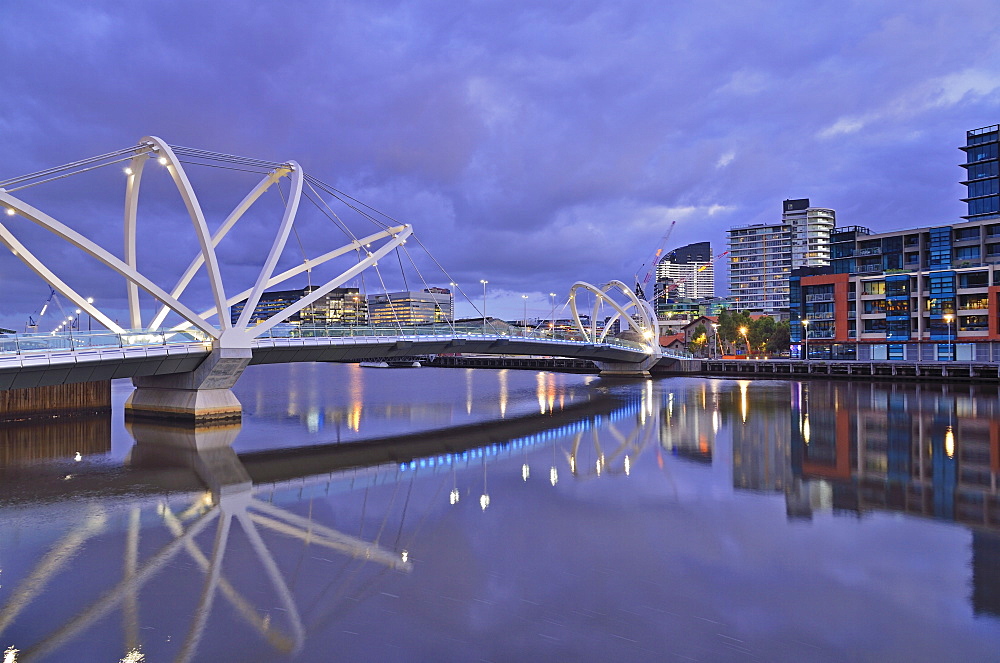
(2, 364), (1000, 662)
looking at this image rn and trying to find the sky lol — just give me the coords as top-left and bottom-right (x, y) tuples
(1, 0), (999, 330)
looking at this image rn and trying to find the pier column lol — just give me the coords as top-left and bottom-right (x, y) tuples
(124, 347), (251, 423)
(595, 355), (660, 378)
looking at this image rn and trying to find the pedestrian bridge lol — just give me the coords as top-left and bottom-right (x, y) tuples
(0, 136), (671, 421)
(0, 324), (659, 393)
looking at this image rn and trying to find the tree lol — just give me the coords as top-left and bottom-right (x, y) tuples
(748, 316), (776, 356)
(766, 320), (791, 355)
(717, 308), (752, 355)
(688, 323), (708, 356)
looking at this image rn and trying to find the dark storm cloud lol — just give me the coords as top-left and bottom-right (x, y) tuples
(1, 0), (998, 326)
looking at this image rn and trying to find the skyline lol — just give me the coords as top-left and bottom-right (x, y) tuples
(1, 1), (999, 329)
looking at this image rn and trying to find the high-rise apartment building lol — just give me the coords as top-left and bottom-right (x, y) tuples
(727, 199), (835, 312)
(654, 241), (715, 300)
(962, 124), (999, 221)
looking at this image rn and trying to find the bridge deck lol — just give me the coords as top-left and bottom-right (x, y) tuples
(0, 328), (653, 390)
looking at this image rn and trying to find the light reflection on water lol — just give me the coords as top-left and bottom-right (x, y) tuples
(2, 367), (1000, 660)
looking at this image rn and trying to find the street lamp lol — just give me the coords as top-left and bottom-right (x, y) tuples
(86, 297), (94, 331)
(801, 319), (809, 361)
(943, 313), (955, 361)
(710, 323), (719, 359)
(738, 325), (749, 358)
(521, 295), (529, 336)
(480, 279), (488, 331)
(549, 293), (557, 336)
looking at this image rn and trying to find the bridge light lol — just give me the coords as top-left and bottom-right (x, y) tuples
(158, 157), (168, 165)
(124, 167), (133, 175)
(4, 208), (14, 216)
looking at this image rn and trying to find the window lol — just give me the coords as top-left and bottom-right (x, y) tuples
(969, 196), (1000, 217)
(928, 227), (953, 268)
(968, 180), (999, 199)
(862, 280), (886, 295)
(885, 278), (909, 297)
(863, 318), (887, 332)
(955, 246), (981, 261)
(967, 161), (999, 181)
(864, 300), (887, 314)
(959, 271), (988, 288)
(955, 227), (983, 241)
(960, 315), (988, 331)
(928, 273), (955, 295)
(959, 294), (989, 309)
(967, 143), (999, 163)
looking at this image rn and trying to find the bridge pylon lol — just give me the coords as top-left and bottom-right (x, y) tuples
(125, 346), (252, 423)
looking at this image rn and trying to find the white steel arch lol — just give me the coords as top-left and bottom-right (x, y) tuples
(0, 137), (412, 347)
(568, 280), (660, 358)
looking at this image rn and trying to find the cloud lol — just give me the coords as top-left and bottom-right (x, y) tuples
(715, 152), (736, 168)
(819, 67), (1000, 139)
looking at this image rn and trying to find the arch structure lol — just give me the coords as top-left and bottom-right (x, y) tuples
(568, 280), (661, 376)
(0, 136), (411, 421)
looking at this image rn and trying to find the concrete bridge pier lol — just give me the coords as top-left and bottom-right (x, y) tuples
(124, 347), (251, 424)
(595, 355), (659, 378)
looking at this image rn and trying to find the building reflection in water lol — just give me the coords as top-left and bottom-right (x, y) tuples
(788, 380), (1000, 616)
(659, 380), (720, 465)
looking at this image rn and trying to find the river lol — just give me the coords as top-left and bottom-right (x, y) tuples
(2, 363), (1000, 662)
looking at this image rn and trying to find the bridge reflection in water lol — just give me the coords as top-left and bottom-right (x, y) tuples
(0, 384), (659, 662)
(7, 377), (1000, 659)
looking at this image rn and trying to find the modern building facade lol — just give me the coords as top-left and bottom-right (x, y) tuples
(230, 286), (367, 327)
(962, 124), (999, 221)
(367, 289), (453, 326)
(654, 241), (715, 303)
(728, 199), (835, 312)
(790, 216), (1000, 360)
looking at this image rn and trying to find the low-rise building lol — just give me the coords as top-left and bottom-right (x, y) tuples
(231, 286), (367, 327)
(367, 289), (453, 326)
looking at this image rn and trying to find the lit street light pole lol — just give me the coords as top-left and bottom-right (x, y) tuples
(943, 313), (955, 361)
(521, 295), (529, 336)
(480, 279), (488, 332)
(549, 292), (557, 336)
(739, 325), (749, 358)
(710, 323), (719, 359)
(86, 297), (94, 331)
(802, 319), (809, 361)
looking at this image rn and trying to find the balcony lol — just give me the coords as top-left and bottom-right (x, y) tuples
(857, 247), (882, 256)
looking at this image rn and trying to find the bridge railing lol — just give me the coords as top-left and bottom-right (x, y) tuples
(260, 323), (650, 352)
(0, 323), (652, 356)
(0, 329), (212, 356)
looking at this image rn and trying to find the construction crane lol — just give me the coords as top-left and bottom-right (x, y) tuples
(25, 286), (66, 333)
(634, 221), (676, 301)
